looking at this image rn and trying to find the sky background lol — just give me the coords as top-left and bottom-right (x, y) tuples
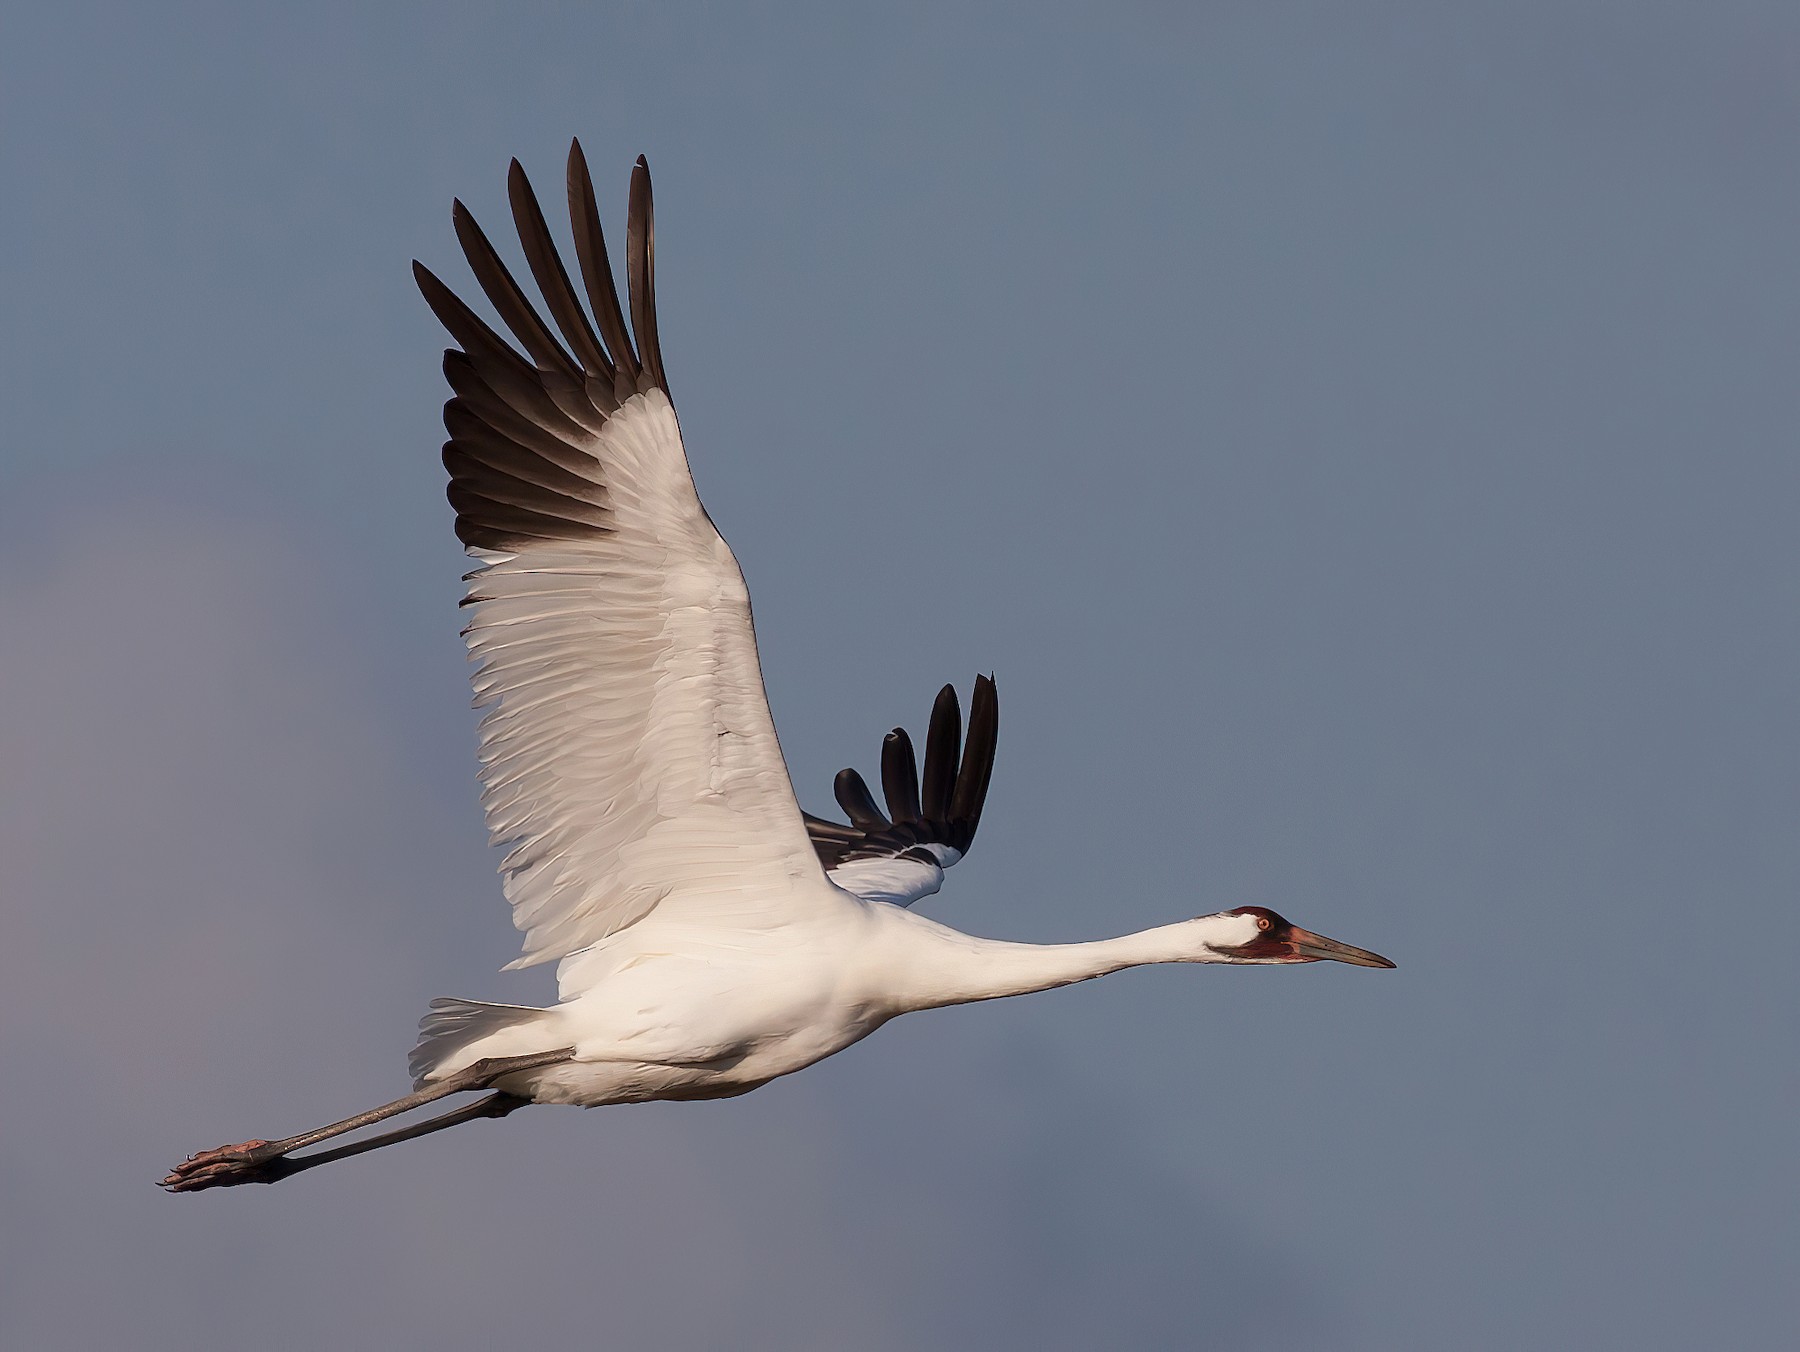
(3, 3), (1796, 1348)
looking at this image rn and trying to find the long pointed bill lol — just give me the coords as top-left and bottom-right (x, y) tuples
(1289, 926), (1396, 968)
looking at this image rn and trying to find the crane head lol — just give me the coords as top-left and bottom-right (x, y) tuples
(1212, 906), (1395, 968)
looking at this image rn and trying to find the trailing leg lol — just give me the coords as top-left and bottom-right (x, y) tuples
(161, 1048), (573, 1193)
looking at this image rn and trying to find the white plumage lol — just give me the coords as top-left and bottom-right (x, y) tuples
(164, 143), (1392, 1193)
(462, 389), (821, 975)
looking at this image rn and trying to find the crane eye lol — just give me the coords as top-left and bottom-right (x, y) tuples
(1255, 915), (1273, 932)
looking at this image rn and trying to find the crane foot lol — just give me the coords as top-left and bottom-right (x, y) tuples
(161, 1140), (297, 1192)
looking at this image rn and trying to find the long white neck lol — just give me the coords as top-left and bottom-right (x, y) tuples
(871, 909), (1241, 1014)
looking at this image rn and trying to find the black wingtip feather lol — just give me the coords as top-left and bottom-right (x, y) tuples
(807, 679), (1003, 894)
(420, 149), (682, 556)
(881, 729), (922, 824)
(415, 261), (536, 386)
(833, 768), (888, 830)
(920, 685), (962, 822)
(626, 156), (666, 395)
(507, 157), (613, 378)
(566, 139), (641, 396)
(949, 674), (999, 839)
(450, 199), (580, 379)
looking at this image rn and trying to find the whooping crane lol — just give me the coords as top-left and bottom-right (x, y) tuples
(164, 143), (1392, 1193)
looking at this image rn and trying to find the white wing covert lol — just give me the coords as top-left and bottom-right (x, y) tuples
(415, 143), (829, 971)
(806, 679), (998, 908)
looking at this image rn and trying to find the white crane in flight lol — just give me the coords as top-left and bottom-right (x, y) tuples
(165, 143), (1392, 1193)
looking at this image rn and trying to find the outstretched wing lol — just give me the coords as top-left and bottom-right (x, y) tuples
(806, 678), (998, 907)
(416, 142), (831, 972)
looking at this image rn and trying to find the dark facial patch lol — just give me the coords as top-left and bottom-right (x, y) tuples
(1222, 906), (1296, 960)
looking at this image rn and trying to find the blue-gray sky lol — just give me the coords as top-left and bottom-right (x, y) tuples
(3, 3), (1795, 1347)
